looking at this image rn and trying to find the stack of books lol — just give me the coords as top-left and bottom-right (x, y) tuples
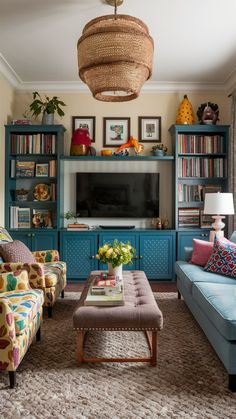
(84, 273), (124, 306)
(67, 223), (89, 230)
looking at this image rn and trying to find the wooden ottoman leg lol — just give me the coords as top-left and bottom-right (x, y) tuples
(77, 331), (85, 366)
(151, 331), (157, 366)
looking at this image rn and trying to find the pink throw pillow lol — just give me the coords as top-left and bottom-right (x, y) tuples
(191, 239), (214, 266)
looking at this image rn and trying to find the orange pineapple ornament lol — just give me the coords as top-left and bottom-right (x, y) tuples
(176, 94), (195, 124)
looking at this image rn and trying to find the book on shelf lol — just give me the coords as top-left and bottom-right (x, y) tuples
(16, 161), (35, 177)
(84, 274), (124, 306)
(10, 206), (31, 228)
(67, 223), (89, 230)
(178, 208), (200, 228)
(11, 119), (32, 125)
(17, 208), (31, 228)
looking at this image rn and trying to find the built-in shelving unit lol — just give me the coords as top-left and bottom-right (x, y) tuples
(5, 124), (65, 250)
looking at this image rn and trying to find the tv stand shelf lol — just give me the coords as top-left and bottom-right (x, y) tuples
(61, 155), (174, 161)
(60, 229), (176, 281)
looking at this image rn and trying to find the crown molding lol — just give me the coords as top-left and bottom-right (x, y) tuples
(0, 53), (235, 94)
(0, 53), (21, 87)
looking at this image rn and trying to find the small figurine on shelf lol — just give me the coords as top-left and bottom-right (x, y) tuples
(115, 136), (144, 155)
(162, 215), (169, 229)
(152, 217), (162, 230)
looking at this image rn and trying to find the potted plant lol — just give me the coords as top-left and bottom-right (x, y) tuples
(96, 239), (136, 277)
(63, 211), (80, 224)
(151, 143), (168, 156)
(27, 91), (66, 124)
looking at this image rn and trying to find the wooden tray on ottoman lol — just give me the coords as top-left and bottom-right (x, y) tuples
(73, 270), (163, 365)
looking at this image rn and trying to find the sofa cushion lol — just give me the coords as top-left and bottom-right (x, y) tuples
(204, 238), (236, 278)
(192, 282), (236, 340)
(0, 270), (31, 292)
(1, 289), (44, 335)
(0, 240), (36, 263)
(175, 261), (236, 294)
(190, 239), (213, 266)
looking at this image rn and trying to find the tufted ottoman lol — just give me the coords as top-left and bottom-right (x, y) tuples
(73, 270), (163, 365)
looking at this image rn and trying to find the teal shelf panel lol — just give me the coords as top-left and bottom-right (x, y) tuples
(60, 155), (174, 161)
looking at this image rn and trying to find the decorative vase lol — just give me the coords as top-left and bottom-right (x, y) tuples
(107, 262), (123, 279)
(42, 112), (54, 125)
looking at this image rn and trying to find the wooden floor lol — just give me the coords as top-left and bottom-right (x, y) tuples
(65, 281), (177, 293)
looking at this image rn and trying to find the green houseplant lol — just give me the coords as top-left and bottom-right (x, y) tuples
(28, 91), (66, 124)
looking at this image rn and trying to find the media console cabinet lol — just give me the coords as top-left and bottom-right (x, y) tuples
(60, 228), (176, 281)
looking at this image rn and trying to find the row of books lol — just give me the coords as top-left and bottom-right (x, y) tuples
(10, 134), (56, 155)
(11, 160), (56, 178)
(178, 157), (224, 178)
(178, 208), (213, 228)
(85, 272), (124, 306)
(178, 184), (222, 203)
(178, 134), (225, 154)
(10, 207), (53, 229)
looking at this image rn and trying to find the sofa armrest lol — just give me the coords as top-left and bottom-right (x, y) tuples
(184, 247), (193, 262)
(0, 263), (46, 289)
(32, 250), (60, 263)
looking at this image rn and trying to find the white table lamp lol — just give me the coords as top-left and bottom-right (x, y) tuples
(203, 192), (234, 241)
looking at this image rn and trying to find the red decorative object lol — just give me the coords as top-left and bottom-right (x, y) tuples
(70, 128), (92, 156)
(71, 128), (92, 146)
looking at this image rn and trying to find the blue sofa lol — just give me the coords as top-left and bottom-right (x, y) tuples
(175, 231), (236, 391)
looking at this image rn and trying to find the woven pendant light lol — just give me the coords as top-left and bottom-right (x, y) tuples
(77, 0), (154, 102)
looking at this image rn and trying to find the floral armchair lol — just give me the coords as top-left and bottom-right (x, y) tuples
(0, 229), (67, 317)
(0, 270), (44, 388)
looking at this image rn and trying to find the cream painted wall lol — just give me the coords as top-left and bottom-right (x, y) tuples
(0, 77), (15, 226)
(12, 90), (231, 228)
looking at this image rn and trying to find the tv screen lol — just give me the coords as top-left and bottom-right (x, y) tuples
(76, 173), (159, 218)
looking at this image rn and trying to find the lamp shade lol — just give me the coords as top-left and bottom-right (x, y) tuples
(77, 14), (154, 102)
(203, 193), (235, 215)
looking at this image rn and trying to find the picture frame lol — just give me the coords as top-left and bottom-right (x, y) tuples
(32, 209), (53, 229)
(138, 116), (161, 142)
(72, 116), (95, 143)
(35, 163), (49, 177)
(103, 117), (130, 147)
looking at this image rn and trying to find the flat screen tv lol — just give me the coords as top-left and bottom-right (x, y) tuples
(76, 172), (159, 218)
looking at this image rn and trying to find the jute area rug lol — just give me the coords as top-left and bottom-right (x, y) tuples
(0, 292), (235, 419)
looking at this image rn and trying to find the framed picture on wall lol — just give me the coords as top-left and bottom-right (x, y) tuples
(103, 117), (130, 147)
(72, 116), (96, 142)
(138, 116), (161, 142)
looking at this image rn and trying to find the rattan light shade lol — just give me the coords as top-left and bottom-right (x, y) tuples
(77, 14), (154, 102)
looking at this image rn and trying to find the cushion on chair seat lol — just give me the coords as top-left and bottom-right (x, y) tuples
(1, 289), (44, 335)
(44, 261), (67, 287)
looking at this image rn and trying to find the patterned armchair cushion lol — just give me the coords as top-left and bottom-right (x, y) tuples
(0, 240), (36, 264)
(0, 270), (31, 292)
(0, 227), (13, 244)
(1, 289), (44, 335)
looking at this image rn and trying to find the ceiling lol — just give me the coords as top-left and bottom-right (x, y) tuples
(0, 0), (236, 92)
